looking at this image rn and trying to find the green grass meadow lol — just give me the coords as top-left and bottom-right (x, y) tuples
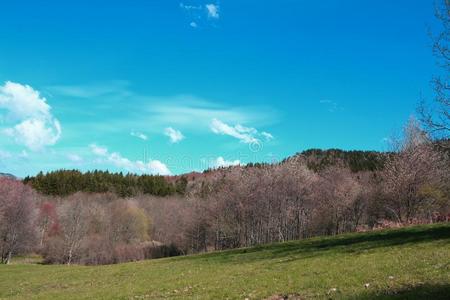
(1, 224), (449, 299)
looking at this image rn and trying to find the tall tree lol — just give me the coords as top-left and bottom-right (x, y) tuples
(419, 0), (449, 142)
(58, 195), (88, 265)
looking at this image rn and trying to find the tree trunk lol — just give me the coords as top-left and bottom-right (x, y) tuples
(67, 247), (73, 265)
(6, 251), (12, 264)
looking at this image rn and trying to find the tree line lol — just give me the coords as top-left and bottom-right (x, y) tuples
(23, 170), (187, 197)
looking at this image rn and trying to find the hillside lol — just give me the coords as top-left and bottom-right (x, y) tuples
(289, 149), (389, 173)
(21, 148), (388, 197)
(0, 172), (16, 179)
(1, 224), (449, 299)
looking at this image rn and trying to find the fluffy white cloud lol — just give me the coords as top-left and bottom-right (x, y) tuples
(130, 131), (148, 141)
(214, 156), (240, 168)
(89, 144), (171, 175)
(0, 81), (61, 151)
(190, 21), (198, 28)
(164, 127), (185, 143)
(206, 4), (219, 18)
(210, 118), (261, 144)
(4, 118), (61, 151)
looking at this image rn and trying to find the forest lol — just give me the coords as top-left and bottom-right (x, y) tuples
(1, 118), (449, 265)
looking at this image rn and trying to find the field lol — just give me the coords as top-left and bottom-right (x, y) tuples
(1, 224), (449, 299)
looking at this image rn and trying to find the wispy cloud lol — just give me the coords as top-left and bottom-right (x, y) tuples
(47, 80), (131, 99)
(179, 3), (202, 10)
(145, 96), (277, 131)
(0, 81), (61, 151)
(319, 99), (343, 113)
(164, 127), (185, 143)
(89, 144), (171, 175)
(43, 87), (277, 141)
(210, 118), (274, 145)
(67, 153), (83, 163)
(130, 131), (148, 141)
(261, 131), (274, 141)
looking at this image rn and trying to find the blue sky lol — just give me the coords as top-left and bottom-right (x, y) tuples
(0, 0), (441, 177)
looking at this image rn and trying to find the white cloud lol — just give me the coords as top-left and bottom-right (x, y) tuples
(206, 4), (219, 18)
(67, 153), (83, 163)
(261, 131), (274, 141)
(0, 81), (61, 151)
(146, 160), (171, 176)
(190, 21), (198, 28)
(214, 156), (240, 168)
(90, 144), (108, 156)
(210, 118), (261, 144)
(235, 124), (257, 134)
(4, 119), (61, 151)
(89, 144), (171, 175)
(130, 131), (148, 141)
(164, 127), (185, 143)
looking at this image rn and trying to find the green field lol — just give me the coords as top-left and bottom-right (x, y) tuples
(1, 224), (449, 299)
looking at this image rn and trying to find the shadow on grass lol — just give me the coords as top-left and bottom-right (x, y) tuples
(347, 283), (450, 300)
(192, 224), (450, 264)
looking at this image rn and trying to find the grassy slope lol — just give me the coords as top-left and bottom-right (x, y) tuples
(1, 224), (449, 300)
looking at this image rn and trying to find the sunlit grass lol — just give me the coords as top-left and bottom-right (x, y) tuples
(1, 224), (449, 299)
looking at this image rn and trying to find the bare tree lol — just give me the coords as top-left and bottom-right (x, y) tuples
(58, 194), (88, 265)
(419, 0), (449, 141)
(0, 178), (37, 264)
(383, 118), (448, 223)
(37, 201), (59, 247)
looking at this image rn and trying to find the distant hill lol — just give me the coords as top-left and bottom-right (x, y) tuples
(287, 148), (390, 172)
(21, 148), (393, 197)
(0, 172), (16, 179)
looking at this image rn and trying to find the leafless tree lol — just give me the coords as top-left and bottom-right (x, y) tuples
(0, 178), (37, 264)
(383, 118), (449, 222)
(57, 194), (89, 265)
(37, 201), (59, 247)
(418, 0), (449, 141)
